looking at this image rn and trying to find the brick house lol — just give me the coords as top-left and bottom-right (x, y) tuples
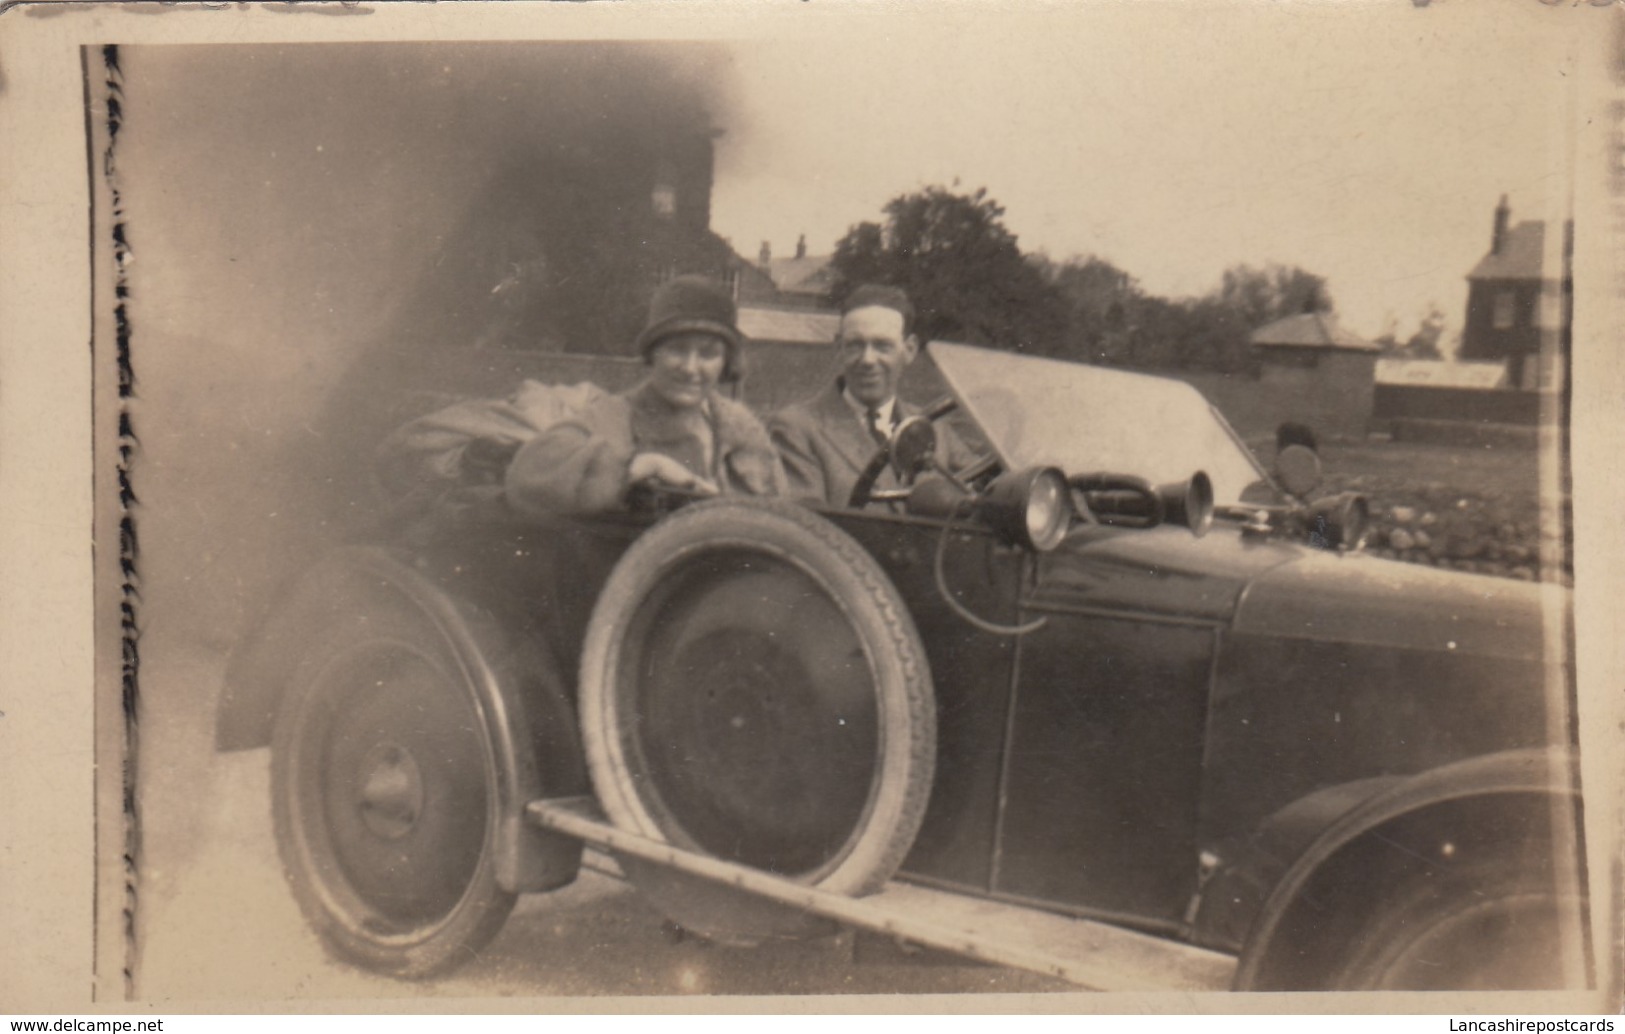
(1459, 196), (1572, 391)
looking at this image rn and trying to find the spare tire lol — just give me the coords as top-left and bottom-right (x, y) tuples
(579, 498), (936, 905)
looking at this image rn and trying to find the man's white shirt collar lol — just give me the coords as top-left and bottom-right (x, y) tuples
(841, 387), (898, 430)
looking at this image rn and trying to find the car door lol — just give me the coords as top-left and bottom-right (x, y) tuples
(990, 524), (1252, 928)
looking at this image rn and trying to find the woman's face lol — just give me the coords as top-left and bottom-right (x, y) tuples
(648, 332), (728, 408)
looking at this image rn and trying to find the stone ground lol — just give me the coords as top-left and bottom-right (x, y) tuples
(1312, 438), (1562, 582)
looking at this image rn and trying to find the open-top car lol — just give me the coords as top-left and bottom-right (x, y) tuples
(218, 342), (1589, 992)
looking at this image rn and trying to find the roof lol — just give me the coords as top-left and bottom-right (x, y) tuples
(738, 306), (840, 345)
(1249, 311), (1378, 352)
(765, 254), (836, 296)
(1375, 358), (1508, 389)
(1467, 221), (1546, 281)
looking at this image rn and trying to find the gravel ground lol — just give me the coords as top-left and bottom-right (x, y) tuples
(1295, 437), (1559, 581)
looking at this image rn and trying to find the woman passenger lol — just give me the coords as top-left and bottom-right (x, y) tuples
(504, 276), (785, 516)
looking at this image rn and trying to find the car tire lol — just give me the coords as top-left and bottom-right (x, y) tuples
(271, 593), (516, 979)
(1326, 857), (1587, 990)
(579, 498), (936, 912)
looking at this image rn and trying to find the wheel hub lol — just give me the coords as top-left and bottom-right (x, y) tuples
(356, 741), (424, 840)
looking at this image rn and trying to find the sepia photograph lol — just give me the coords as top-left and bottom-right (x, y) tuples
(1, 0), (1621, 1014)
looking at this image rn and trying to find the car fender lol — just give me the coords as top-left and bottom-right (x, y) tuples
(1213, 747), (1581, 989)
(220, 545), (587, 893)
(1192, 774), (1406, 953)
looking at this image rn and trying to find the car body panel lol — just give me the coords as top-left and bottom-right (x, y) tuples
(1200, 552), (1551, 846)
(995, 614), (1215, 926)
(1231, 548), (1546, 658)
(1028, 523), (1299, 625)
(1200, 632), (1549, 849)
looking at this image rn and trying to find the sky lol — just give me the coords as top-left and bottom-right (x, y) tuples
(707, 3), (1585, 346)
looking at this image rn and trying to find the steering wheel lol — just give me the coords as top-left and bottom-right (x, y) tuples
(846, 415), (943, 509)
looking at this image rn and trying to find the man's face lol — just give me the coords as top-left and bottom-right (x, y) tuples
(837, 305), (917, 407)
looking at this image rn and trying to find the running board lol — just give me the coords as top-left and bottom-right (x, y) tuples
(526, 796), (1237, 992)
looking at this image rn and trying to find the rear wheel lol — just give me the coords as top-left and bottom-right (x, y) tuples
(579, 499), (936, 941)
(271, 597), (515, 978)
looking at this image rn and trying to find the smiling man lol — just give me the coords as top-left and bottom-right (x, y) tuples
(769, 284), (971, 507)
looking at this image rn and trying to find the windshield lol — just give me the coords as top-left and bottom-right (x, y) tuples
(929, 341), (1274, 506)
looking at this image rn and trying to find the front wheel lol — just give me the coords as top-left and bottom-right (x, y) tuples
(1327, 858), (1587, 990)
(271, 597), (515, 978)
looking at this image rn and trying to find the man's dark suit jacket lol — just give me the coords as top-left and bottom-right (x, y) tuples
(768, 382), (974, 508)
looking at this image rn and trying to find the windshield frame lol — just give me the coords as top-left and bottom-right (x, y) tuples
(925, 341), (1283, 508)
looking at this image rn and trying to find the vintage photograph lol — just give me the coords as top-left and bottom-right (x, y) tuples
(33, 0), (1618, 1008)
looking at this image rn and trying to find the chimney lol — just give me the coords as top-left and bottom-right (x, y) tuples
(795, 233), (807, 260)
(759, 240), (771, 267)
(1492, 194), (1510, 255)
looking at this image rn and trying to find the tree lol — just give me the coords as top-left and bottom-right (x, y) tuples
(1162, 262), (1336, 373)
(1215, 263), (1333, 329)
(1373, 313), (1402, 355)
(1376, 304), (1447, 360)
(828, 186), (1068, 354)
(1034, 254), (1143, 366)
(1403, 303), (1447, 360)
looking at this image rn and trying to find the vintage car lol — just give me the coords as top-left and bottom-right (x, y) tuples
(217, 342), (1589, 993)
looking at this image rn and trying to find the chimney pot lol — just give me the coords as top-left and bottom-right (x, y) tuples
(759, 241), (771, 266)
(1492, 194), (1510, 255)
(795, 234), (807, 260)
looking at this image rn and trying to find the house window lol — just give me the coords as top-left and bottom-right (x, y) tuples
(1492, 290), (1516, 329)
(651, 183), (677, 218)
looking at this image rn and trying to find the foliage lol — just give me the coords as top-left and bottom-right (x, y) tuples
(1403, 304), (1447, 360)
(1030, 254), (1143, 366)
(1215, 263), (1331, 329)
(1032, 256), (1333, 374)
(831, 185), (1343, 375)
(827, 186), (1068, 354)
(1375, 303), (1447, 361)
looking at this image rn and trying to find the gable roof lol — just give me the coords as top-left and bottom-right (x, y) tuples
(1249, 311), (1378, 352)
(765, 254), (836, 297)
(738, 306), (840, 345)
(1467, 221), (1546, 281)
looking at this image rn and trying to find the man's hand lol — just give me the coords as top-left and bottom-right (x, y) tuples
(628, 452), (720, 496)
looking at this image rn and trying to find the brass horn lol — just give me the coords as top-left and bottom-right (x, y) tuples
(1070, 471), (1213, 537)
(1159, 471), (1213, 537)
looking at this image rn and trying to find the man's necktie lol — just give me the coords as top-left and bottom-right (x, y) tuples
(866, 407), (890, 447)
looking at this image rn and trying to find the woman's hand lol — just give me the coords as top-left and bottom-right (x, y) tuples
(628, 452), (719, 496)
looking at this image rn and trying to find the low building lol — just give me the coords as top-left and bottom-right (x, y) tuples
(1246, 312), (1379, 440)
(734, 306), (842, 410)
(1371, 357), (1538, 438)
